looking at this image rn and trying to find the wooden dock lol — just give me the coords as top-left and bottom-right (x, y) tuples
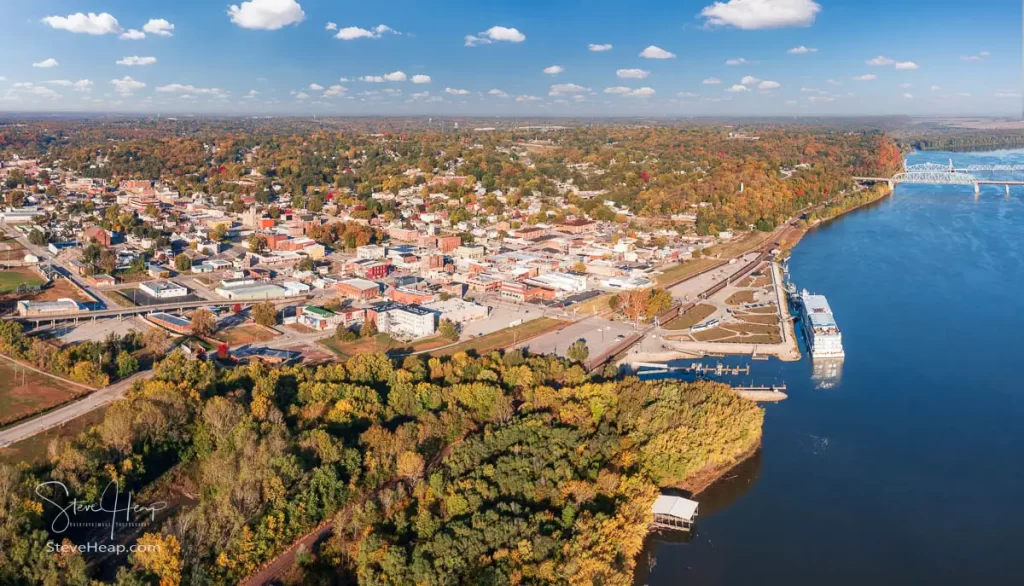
(633, 361), (751, 376)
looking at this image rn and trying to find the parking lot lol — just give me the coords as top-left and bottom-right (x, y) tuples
(460, 302), (543, 339)
(49, 316), (154, 344)
(668, 252), (760, 300)
(517, 316), (636, 359)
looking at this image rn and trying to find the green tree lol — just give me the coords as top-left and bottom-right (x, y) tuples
(252, 302), (278, 327)
(438, 318), (460, 341)
(174, 253), (192, 273)
(247, 233), (268, 253)
(567, 338), (590, 364)
(359, 319), (378, 339)
(608, 295), (621, 312)
(116, 350), (139, 379)
(28, 229), (48, 246)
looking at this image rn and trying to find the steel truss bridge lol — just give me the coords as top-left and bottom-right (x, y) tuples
(855, 159), (1024, 194)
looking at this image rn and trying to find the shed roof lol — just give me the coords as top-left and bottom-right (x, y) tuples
(651, 495), (698, 520)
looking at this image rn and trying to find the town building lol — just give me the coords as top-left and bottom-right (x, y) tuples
(140, 280), (189, 299)
(336, 278), (381, 301)
(297, 305), (342, 330)
(374, 303), (437, 339)
(17, 298), (80, 317)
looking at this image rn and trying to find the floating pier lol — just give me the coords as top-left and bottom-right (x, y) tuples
(632, 362), (751, 376)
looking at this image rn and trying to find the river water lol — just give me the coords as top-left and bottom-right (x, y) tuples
(638, 150), (1024, 585)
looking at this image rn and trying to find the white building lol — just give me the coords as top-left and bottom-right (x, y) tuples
(376, 304), (437, 339)
(422, 298), (490, 324)
(602, 275), (654, 290)
(356, 244), (386, 260)
(525, 272), (588, 294)
(215, 283), (287, 300)
(139, 280), (189, 299)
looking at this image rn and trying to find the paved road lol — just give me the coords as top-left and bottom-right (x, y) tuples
(0, 223), (119, 308)
(0, 369), (153, 448)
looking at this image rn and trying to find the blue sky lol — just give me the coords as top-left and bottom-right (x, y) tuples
(1, 0), (1020, 116)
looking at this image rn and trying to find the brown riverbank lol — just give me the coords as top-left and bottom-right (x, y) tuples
(678, 439), (763, 498)
(781, 184), (894, 253)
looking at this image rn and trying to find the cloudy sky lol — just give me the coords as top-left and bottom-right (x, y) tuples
(1, 0), (1019, 116)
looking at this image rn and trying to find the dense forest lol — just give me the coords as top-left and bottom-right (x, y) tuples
(0, 350), (762, 585)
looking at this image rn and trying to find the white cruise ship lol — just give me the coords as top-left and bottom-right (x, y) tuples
(798, 290), (845, 358)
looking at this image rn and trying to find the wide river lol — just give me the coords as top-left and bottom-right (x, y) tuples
(639, 150), (1024, 585)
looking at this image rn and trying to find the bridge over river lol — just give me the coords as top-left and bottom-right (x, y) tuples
(854, 159), (1024, 195)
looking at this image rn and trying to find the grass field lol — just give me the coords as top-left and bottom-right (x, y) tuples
(319, 333), (397, 359)
(430, 317), (564, 357)
(736, 313), (780, 325)
(0, 360), (90, 428)
(725, 291), (756, 305)
(220, 324), (278, 345)
(0, 407), (107, 467)
(663, 303), (717, 330)
(108, 291), (138, 307)
(0, 269), (46, 294)
(655, 258), (721, 287)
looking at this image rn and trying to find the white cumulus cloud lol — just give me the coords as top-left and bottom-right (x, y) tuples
(111, 76), (145, 95)
(445, 87), (470, 95)
(700, 0), (821, 29)
(156, 83), (227, 97)
(488, 89), (509, 97)
(335, 24), (399, 40)
(309, 83), (324, 90)
(325, 22), (337, 31)
(866, 56), (895, 66)
(33, 58), (59, 68)
(116, 56), (157, 66)
(726, 84), (750, 92)
(788, 45), (817, 54)
(466, 26), (526, 46)
(384, 71), (406, 81)
(549, 83), (589, 96)
(323, 85), (347, 97)
(228, 0), (305, 30)
(740, 75), (760, 85)
(703, 77), (722, 84)
(758, 80), (781, 90)
(588, 43), (613, 52)
(895, 61), (919, 70)
(515, 95), (541, 102)
(42, 12), (121, 35)
(544, 65), (565, 75)
(411, 74), (431, 84)
(903, 93), (913, 99)
(853, 74), (877, 81)
(617, 69), (650, 79)
(726, 57), (754, 65)
(605, 86), (655, 97)
(677, 92), (698, 98)
(143, 18), (175, 36)
(639, 45), (675, 59)
(119, 29), (145, 40)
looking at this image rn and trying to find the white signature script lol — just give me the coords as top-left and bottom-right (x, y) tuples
(35, 480), (168, 539)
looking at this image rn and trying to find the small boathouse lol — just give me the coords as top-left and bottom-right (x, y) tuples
(650, 495), (699, 532)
